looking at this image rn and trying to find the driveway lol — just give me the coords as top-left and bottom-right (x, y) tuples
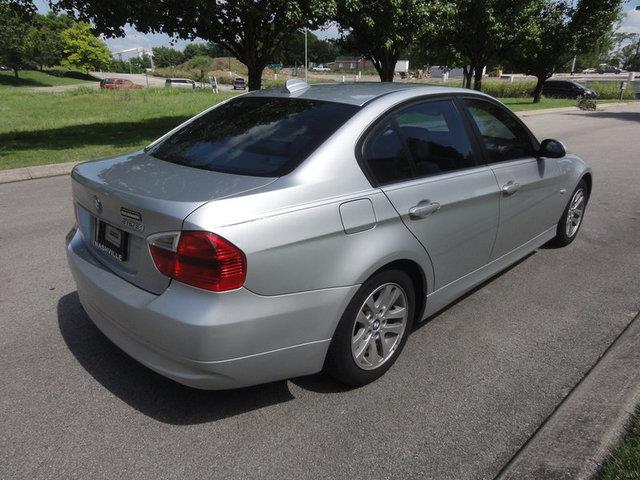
(1, 103), (639, 479)
(91, 71), (235, 91)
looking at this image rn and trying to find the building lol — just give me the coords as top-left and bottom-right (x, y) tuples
(329, 57), (374, 72)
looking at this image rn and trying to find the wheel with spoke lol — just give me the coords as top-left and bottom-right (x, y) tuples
(325, 270), (415, 386)
(550, 179), (589, 247)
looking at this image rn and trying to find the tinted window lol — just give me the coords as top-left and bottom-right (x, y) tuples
(151, 97), (359, 177)
(395, 100), (476, 176)
(465, 99), (535, 162)
(362, 121), (414, 184)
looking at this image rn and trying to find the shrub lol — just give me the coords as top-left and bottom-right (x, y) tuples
(577, 97), (597, 110)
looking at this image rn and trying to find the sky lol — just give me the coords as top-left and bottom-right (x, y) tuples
(35, 0), (640, 58)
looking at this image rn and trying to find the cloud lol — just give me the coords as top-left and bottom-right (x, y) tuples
(619, 8), (640, 34)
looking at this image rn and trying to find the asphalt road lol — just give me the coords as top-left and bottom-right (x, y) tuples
(1, 103), (639, 480)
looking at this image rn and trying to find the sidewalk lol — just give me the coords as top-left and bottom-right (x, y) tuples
(0, 161), (78, 184)
(497, 311), (640, 479)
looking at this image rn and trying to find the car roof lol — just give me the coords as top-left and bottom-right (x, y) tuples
(246, 82), (483, 107)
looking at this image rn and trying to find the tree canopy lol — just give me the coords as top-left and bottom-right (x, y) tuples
(334, 0), (443, 82)
(507, 0), (623, 102)
(61, 21), (112, 72)
(0, 1), (33, 77)
(53, 0), (335, 90)
(25, 12), (74, 70)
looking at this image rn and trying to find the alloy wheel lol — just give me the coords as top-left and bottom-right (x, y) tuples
(351, 283), (409, 370)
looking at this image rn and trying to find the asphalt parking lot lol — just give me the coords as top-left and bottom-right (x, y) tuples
(1, 103), (639, 480)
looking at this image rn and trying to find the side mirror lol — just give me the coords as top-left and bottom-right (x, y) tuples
(539, 139), (566, 158)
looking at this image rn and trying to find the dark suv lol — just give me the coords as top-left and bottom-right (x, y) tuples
(542, 80), (596, 99)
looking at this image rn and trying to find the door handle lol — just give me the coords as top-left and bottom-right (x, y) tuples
(502, 180), (520, 196)
(409, 201), (441, 219)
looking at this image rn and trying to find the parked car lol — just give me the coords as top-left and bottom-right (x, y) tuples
(233, 77), (247, 90)
(0, 65), (8, 71)
(99, 78), (144, 89)
(312, 65), (331, 72)
(542, 80), (597, 99)
(66, 80), (591, 390)
(597, 65), (622, 74)
(582, 68), (597, 74)
(165, 78), (196, 89)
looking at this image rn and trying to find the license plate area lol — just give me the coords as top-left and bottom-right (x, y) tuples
(94, 219), (128, 262)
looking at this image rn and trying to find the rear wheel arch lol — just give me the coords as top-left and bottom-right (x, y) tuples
(582, 172), (592, 199)
(369, 259), (427, 324)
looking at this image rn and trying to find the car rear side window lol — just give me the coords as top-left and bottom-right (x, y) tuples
(464, 99), (535, 163)
(151, 97), (359, 177)
(362, 121), (414, 184)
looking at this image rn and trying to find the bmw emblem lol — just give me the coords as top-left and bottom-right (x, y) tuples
(372, 319), (381, 331)
(94, 195), (103, 214)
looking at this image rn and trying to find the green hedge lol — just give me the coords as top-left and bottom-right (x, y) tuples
(481, 80), (537, 98)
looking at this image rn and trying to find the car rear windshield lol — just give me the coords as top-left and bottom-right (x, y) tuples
(150, 96), (360, 177)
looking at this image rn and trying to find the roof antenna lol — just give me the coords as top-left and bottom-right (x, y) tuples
(283, 79), (310, 94)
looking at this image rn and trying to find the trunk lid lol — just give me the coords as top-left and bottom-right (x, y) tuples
(71, 151), (276, 294)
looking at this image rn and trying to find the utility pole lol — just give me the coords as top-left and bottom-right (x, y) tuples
(304, 28), (308, 82)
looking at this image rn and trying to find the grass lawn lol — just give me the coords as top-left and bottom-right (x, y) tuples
(0, 88), (237, 170)
(601, 411), (640, 480)
(0, 69), (97, 88)
(501, 97), (578, 111)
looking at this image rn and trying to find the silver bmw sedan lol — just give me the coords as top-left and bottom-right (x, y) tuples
(66, 80), (591, 389)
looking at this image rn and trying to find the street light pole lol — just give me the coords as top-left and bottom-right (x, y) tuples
(304, 28), (308, 82)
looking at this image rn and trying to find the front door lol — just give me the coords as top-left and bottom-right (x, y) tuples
(463, 98), (563, 259)
(360, 98), (500, 290)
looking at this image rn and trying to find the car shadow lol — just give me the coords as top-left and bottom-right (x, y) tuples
(57, 292), (295, 425)
(566, 110), (640, 123)
(0, 117), (191, 155)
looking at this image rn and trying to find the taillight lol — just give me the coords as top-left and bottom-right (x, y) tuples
(148, 231), (246, 292)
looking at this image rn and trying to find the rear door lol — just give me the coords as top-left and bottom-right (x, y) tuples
(462, 97), (563, 259)
(361, 98), (500, 290)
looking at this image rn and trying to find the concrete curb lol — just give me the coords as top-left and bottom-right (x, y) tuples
(0, 161), (78, 185)
(496, 311), (640, 480)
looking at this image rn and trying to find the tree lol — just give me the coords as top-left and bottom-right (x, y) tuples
(274, 30), (339, 65)
(61, 22), (112, 72)
(130, 52), (152, 70)
(24, 13), (74, 70)
(151, 46), (184, 68)
(52, 0), (334, 91)
(183, 43), (211, 60)
(609, 32), (640, 71)
(0, 1), (32, 77)
(334, 0), (441, 82)
(508, 0), (623, 103)
(439, 0), (535, 90)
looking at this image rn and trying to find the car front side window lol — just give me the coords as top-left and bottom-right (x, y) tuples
(464, 99), (536, 163)
(394, 99), (477, 177)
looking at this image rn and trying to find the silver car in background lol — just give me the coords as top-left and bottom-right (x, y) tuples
(66, 80), (591, 389)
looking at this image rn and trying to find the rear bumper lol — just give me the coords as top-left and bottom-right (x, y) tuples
(66, 229), (358, 389)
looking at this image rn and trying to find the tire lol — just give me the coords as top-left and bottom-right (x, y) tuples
(550, 179), (588, 247)
(325, 269), (415, 387)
